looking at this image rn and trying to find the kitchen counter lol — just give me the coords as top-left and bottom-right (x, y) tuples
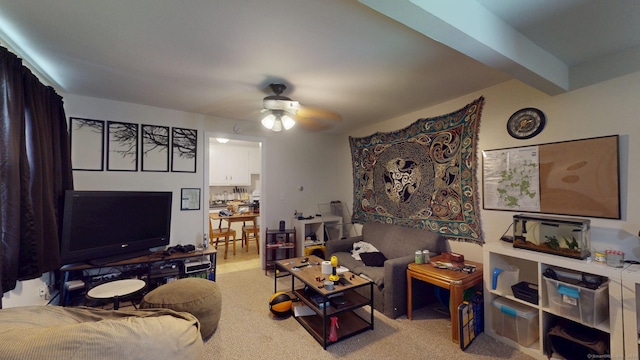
(209, 200), (255, 210)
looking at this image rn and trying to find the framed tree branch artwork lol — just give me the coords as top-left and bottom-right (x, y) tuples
(171, 127), (197, 173)
(141, 124), (170, 172)
(70, 117), (105, 171)
(107, 121), (139, 171)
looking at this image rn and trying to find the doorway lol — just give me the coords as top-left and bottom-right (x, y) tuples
(203, 132), (264, 274)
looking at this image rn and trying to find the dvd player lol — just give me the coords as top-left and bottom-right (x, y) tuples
(184, 260), (211, 274)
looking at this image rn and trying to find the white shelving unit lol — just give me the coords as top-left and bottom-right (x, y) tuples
(623, 264), (640, 358)
(483, 241), (624, 359)
(293, 215), (342, 257)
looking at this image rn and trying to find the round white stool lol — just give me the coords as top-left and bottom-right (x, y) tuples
(86, 279), (146, 310)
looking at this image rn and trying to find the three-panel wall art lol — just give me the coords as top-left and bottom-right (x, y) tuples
(69, 117), (197, 173)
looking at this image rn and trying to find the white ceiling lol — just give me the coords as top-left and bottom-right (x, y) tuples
(0, 0), (638, 133)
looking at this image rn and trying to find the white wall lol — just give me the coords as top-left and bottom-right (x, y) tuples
(64, 93), (345, 240)
(2, 94), (344, 307)
(6, 71), (639, 307)
(343, 73), (640, 263)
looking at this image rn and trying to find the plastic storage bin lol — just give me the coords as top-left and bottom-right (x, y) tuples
(544, 277), (609, 327)
(491, 297), (539, 347)
(491, 265), (520, 296)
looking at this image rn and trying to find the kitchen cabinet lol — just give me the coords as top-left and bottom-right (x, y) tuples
(209, 143), (250, 186)
(249, 146), (261, 174)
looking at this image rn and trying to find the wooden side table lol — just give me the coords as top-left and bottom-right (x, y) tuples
(406, 254), (483, 344)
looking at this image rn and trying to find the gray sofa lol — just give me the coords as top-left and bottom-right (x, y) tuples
(325, 222), (448, 319)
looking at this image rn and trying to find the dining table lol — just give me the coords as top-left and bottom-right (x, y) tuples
(209, 211), (259, 258)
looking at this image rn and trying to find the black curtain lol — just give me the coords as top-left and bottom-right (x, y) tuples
(0, 46), (73, 307)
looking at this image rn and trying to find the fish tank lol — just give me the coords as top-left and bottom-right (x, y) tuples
(512, 214), (590, 259)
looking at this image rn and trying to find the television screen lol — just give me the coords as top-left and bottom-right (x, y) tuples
(60, 190), (172, 265)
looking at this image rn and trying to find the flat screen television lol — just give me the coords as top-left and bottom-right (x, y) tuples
(60, 190), (172, 265)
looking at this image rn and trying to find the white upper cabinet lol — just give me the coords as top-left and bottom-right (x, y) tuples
(249, 146), (261, 174)
(209, 142), (251, 186)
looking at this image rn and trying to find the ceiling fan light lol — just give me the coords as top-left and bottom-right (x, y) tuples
(261, 114), (276, 129)
(281, 114), (296, 130)
(272, 118), (283, 132)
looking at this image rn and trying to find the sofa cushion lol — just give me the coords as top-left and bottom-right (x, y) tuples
(332, 251), (385, 289)
(333, 252), (362, 275)
(359, 252), (387, 267)
(362, 222), (447, 259)
(356, 265), (385, 288)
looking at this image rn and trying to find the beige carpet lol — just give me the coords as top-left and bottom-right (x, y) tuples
(203, 267), (534, 360)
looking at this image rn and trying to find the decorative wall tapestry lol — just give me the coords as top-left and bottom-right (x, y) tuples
(349, 97), (485, 244)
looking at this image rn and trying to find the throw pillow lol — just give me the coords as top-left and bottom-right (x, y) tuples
(359, 252), (387, 267)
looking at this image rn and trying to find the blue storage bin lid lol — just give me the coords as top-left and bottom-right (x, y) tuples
(557, 284), (580, 298)
(491, 297), (538, 319)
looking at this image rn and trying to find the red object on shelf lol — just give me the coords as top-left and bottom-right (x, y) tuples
(329, 316), (339, 342)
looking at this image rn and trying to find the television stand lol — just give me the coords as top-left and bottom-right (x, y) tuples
(59, 247), (217, 307)
(88, 249), (153, 266)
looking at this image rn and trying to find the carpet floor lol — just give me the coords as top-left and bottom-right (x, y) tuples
(202, 267), (534, 360)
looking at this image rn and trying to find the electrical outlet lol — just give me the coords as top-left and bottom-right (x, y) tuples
(38, 286), (46, 297)
(45, 285), (52, 300)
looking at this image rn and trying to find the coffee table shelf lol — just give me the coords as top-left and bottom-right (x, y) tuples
(296, 310), (372, 346)
(294, 288), (369, 316)
(275, 255), (374, 349)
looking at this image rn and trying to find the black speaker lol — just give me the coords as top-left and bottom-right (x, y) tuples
(279, 220), (285, 231)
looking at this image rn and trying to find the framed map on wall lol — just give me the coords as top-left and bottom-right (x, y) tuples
(482, 135), (620, 219)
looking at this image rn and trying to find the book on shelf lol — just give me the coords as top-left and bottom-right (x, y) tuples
(309, 293), (330, 309)
(293, 305), (315, 317)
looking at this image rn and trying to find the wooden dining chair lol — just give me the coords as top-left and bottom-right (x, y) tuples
(241, 223), (260, 254)
(209, 214), (237, 259)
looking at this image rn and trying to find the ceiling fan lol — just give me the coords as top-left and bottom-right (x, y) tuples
(261, 83), (341, 132)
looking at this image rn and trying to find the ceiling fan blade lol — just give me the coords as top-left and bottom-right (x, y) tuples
(294, 106), (342, 131)
(294, 116), (334, 131)
(296, 106), (342, 123)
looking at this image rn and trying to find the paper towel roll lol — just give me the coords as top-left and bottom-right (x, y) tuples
(321, 261), (332, 274)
